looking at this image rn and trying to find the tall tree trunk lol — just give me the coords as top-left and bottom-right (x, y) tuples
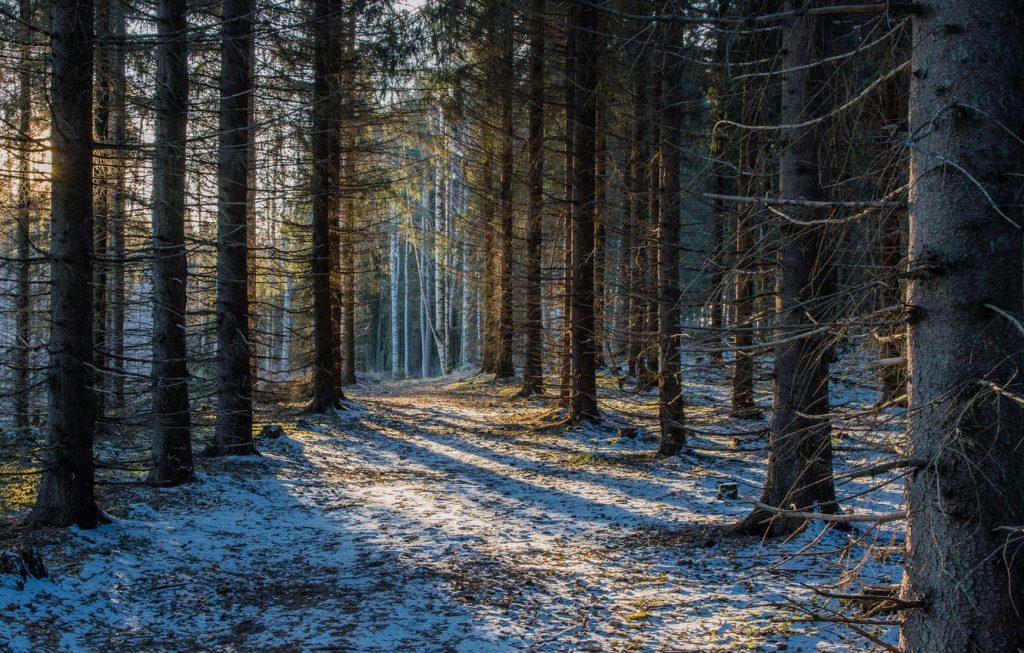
(434, 112), (450, 376)
(14, 0), (34, 433)
(460, 240), (471, 367)
(874, 41), (908, 408)
(309, 0), (344, 411)
(731, 160), (760, 417)
(900, 1), (1024, 649)
(520, 0), (545, 396)
(626, 47), (647, 382)
(93, 0), (110, 431)
(656, 20), (685, 455)
(108, 0), (126, 407)
(480, 143), (497, 374)
(593, 102), (606, 368)
(559, 6), (575, 406)
(494, 3), (516, 379)
(643, 58), (661, 381)
(708, 161), (725, 364)
(389, 230), (401, 376)
(736, 0), (839, 536)
(419, 195), (432, 378)
(245, 34), (259, 393)
(30, 0), (103, 528)
(568, 0), (599, 423)
(338, 5), (357, 385)
(340, 146), (358, 384)
(402, 232), (411, 375)
(731, 51), (761, 419)
(149, 0), (195, 483)
(212, 0), (256, 456)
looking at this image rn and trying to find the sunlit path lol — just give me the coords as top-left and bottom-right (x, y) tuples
(2, 377), (901, 651)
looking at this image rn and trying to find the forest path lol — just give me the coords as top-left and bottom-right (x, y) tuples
(2, 376), (898, 652)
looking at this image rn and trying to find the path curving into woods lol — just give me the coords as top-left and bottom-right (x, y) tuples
(2, 377), (900, 652)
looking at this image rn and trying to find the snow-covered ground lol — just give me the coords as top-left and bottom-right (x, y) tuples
(1, 373), (904, 652)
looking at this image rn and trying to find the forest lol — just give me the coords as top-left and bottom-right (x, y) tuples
(0, 0), (1022, 651)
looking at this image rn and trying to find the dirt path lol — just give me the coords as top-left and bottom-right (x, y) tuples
(1, 377), (900, 652)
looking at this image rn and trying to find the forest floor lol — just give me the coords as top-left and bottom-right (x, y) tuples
(1, 366), (905, 652)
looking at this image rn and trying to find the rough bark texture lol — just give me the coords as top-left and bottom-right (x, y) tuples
(900, 1), (1024, 650)
(212, 0), (256, 456)
(13, 0), (33, 433)
(626, 41), (649, 383)
(558, 8), (575, 406)
(30, 0), (103, 528)
(309, 0), (345, 412)
(341, 146), (358, 385)
(520, 0), (545, 396)
(736, 0), (839, 536)
(656, 21), (685, 455)
(494, 4), (515, 380)
(93, 0), (111, 431)
(568, 0), (599, 423)
(149, 0), (195, 483)
(479, 142), (497, 375)
(731, 70), (761, 419)
(593, 108), (606, 368)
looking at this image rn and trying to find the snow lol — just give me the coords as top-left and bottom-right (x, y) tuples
(1, 371), (903, 652)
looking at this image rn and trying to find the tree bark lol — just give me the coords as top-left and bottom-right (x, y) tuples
(340, 146), (358, 385)
(736, 0), (839, 536)
(520, 0), (545, 396)
(656, 19), (685, 455)
(149, 0), (195, 483)
(900, 1), (1024, 649)
(731, 32), (761, 419)
(309, 0), (345, 412)
(93, 0), (111, 431)
(390, 231), (401, 377)
(558, 4), (575, 406)
(13, 0), (34, 433)
(30, 0), (103, 528)
(626, 42), (648, 382)
(494, 2), (516, 379)
(569, 0), (599, 423)
(212, 0), (256, 456)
